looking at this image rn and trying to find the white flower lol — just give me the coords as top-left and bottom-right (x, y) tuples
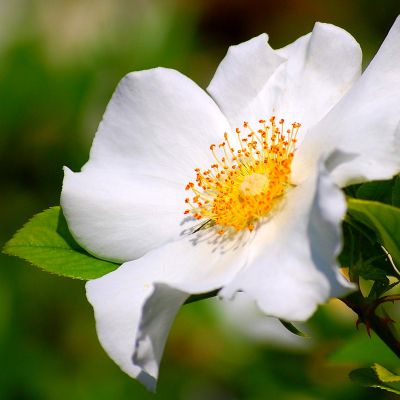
(61, 19), (400, 390)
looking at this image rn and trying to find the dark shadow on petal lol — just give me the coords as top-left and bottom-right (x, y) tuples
(307, 162), (355, 296)
(324, 149), (358, 174)
(136, 370), (157, 393)
(133, 283), (188, 393)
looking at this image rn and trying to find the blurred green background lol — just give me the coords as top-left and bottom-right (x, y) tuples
(1, 1), (399, 399)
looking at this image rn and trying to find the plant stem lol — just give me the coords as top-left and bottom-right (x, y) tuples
(340, 291), (400, 358)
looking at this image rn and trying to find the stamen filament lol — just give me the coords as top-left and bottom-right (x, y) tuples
(185, 117), (300, 234)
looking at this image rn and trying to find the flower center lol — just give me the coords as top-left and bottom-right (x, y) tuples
(240, 173), (269, 196)
(184, 117), (301, 234)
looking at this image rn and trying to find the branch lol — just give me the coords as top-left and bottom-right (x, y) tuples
(340, 291), (400, 358)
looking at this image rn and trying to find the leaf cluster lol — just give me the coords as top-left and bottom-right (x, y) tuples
(350, 363), (400, 395)
(341, 177), (400, 298)
(340, 177), (400, 394)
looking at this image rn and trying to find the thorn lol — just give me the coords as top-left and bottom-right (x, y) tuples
(366, 320), (372, 337)
(381, 316), (396, 325)
(356, 318), (372, 337)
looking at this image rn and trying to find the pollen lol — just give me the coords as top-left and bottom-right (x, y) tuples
(184, 117), (301, 234)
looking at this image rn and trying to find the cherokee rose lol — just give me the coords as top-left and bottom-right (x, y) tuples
(61, 18), (400, 390)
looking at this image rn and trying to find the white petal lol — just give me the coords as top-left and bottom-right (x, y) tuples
(221, 159), (353, 321)
(86, 272), (186, 392)
(207, 24), (361, 132)
(293, 17), (400, 186)
(62, 167), (189, 262)
(207, 34), (285, 128)
(273, 22), (361, 131)
(86, 228), (250, 389)
(88, 67), (229, 182)
(62, 67), (230, 261)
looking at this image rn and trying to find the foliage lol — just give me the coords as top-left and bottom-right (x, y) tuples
(3, 207), (119, 280)
(350, 364), (400, 395)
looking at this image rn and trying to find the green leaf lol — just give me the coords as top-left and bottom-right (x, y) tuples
(340, 219), (397, 285)
(359, 263), (388, 281)
(339, 221), (363, 282)
(349, 364), (400, 395)
(347, 199), (400, 270)
(356, 180), (393, 203)
(374, 363), (400, 383)
(184, 290), (219, 305)
(279, 319), (309, 338)
(368, 279), (395, 299)
(3, 207), (119, 280)
(392, 175), (400, 207)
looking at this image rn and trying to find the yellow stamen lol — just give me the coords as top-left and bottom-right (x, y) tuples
(184, 117), (301, 234)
